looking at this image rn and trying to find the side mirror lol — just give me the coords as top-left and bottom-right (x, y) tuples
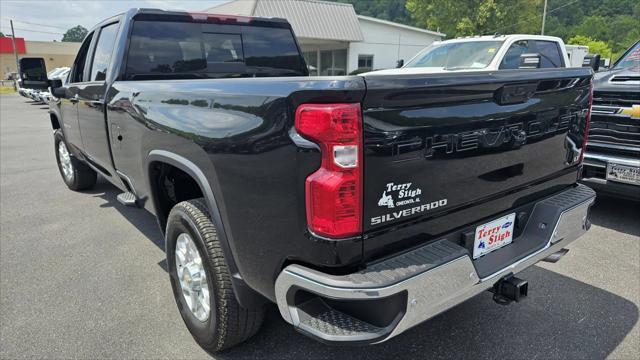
(582, 54), (601, 72)
(519, 53), (541, 69)
(19, 57), (48, 90)
(50, 79), (65, 98)
(50, 79), (63, 89)
(396, 59), (404, 68)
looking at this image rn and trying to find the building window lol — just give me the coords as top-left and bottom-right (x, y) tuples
(303, 51), (318, 76)
(320, 49), (347, 76)
(358, 54), (373, 70)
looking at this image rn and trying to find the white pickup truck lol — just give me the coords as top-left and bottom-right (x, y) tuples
(369, 34), (573, 75)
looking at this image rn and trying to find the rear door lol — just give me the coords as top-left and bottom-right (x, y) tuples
(361, 69), (592, 234)
(61, 32), (95, 150)
(76, 21), (120, 175)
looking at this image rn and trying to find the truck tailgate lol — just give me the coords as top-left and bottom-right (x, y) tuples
(361, 69), (592, 236)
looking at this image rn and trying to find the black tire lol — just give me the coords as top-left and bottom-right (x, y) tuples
(166, 198), (264, 352)
(54, 130), (97, 191)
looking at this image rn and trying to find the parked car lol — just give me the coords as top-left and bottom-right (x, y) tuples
(36, 9), (595, 352)
(368, 34), (576, 76)
(581, 40), (640, 200)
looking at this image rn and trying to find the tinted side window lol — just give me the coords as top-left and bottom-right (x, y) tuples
(90, 23), (119, 81)
(535, 40), (563, 68)
(127, 21), (206, 75)
(125, 20), (306, 79)
(242, 26), (305, 73)
(71, 32), (94, 83)
(499, 40), (531, 69)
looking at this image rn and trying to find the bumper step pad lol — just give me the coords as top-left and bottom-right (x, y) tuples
(347, 240), (468, 287)
(297, 298), (385, 341)
(116, 192), (138, 207)
(275, 184), (596, 345)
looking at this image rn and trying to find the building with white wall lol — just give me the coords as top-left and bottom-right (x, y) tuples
(0, 38), (80, 79)
(205, 0), (444, 75)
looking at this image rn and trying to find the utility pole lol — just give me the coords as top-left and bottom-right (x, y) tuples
(9, 20), (21, 84)
(541, 0), (548, 35)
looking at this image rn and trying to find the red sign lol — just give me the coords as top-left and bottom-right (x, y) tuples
(0, 37), (26, 54)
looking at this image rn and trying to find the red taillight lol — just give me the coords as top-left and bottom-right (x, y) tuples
(579, 83), (593, 164)
(295, 103), (362, 238)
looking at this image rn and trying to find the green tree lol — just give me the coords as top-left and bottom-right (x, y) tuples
(568, 35), (613, 59)
(337, 0), (414, 25)
(406, 0), (542, 38)
(543, 0), (639, 60)
(62, 25), (88, 42)
(0, 31), (4, 37)
(573, 16), (609, 42)
(337, 0), (639, 58)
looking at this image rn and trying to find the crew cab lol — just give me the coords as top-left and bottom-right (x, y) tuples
(370, 34), (572, 75)
(581, 40), (640, 199)
(37, 9), (595, 352)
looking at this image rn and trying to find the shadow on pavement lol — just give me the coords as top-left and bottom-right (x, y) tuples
(82, 176), (638, 359)
(590, 194), (640, 237)
(83, 176), (166, 270)
(221, 267), (638, 360)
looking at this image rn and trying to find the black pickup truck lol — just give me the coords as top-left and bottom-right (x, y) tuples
(581, 40), (640, 199)
(39, 9), (595, 352)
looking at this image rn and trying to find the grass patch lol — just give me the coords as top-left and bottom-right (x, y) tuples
(0, 86), (16, 94)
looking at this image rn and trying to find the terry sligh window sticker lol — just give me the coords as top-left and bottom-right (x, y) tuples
(372, 182), (447, 225)
(377, 182), (421, 209)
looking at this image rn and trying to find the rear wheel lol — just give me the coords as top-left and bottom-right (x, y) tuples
(54, 130), (97, 191)
(166, 198), (264, 352)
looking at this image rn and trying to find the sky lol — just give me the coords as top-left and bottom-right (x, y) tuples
(1, 0), (228, 41)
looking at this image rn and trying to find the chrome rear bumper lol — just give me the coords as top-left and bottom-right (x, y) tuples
(275, 184), (596, 344)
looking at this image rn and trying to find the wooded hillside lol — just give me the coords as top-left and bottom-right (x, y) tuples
(337, 0), (639, 60)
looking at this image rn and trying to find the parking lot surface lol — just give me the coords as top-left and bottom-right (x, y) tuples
(1, 93), (639, 359)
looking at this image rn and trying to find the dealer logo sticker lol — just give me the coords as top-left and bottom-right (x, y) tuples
(372, 181), (447, 226)
(377, 182), (422, 209)
(378, 191), (395, 208)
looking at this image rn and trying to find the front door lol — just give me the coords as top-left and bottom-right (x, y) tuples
(76, 22), (120, 176)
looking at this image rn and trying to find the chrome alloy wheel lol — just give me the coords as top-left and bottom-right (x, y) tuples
(175, 233), (211, 322)
(58, 141), (73, 182)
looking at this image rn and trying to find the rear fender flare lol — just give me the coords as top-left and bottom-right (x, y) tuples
(146, 151), (230, 261)
(146, 150), (267, 308)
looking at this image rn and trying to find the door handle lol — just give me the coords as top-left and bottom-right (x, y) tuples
(69, 94), (79, 104)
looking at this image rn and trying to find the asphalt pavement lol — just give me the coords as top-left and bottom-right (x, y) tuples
(1, 93), (639, 359)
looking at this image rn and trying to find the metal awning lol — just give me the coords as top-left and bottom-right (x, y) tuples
(205, 0), (364, 42)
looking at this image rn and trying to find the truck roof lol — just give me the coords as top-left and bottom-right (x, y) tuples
(444, 34), (564, 44)
(89, 8), (290, 34)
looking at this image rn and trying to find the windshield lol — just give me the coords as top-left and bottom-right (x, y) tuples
(614, 41), (640, 70)
(405, 40), (504, 69)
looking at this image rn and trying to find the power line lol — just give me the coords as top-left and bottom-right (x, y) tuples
(0, 25), (64, 35)
(548, 0), (582, 14)
(490, 0), (582, 34)
(1, 17), (68, 30)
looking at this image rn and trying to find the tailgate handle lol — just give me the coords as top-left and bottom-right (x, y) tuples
(495, 83), (538, 105)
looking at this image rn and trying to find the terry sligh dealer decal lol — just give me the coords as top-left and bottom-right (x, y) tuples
(372, 182), (447, 225)
(377, 182), (422, 209)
